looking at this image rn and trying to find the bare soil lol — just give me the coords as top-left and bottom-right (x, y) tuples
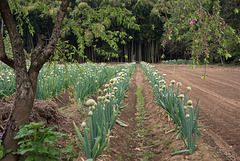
(0, 64), (239, 161)
(153, 64), (240, 161)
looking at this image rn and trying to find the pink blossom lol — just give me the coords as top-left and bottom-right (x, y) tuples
(223, 21), (225, 25)
(190, 21), (194, 26)
(200, 21), (202, 24)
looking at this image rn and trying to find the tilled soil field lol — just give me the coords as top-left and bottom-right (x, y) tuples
(153, 64), (240, 160)
(1, 63), (239, 161)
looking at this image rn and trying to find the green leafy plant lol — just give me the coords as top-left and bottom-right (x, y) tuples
(14, 122), (68, 161)
(173, 99), (200, 155)
(0, 138), (12, 159)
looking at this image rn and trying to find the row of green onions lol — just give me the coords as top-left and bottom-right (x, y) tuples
(141, 61), (200, 155)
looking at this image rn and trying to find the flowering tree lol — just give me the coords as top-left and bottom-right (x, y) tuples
(157, 0), (239, 65)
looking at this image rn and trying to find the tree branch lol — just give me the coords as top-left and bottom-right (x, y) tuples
(0, 0), (27, 72)
(30, 35), (46, 63)
(30, 0), (70, 72)
(0, 26), (14, 69)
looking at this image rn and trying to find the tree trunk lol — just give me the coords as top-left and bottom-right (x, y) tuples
(124, 44), (128, 62)
(131, 40), (134, 62)
(1, 19), (3, 37)
(155, 41), (158, 63)
(151, 40), (154, 63)
(220, 55), (225, 65)
(139, 42), (142, 62)
(148, 42), (151, 63)
(2, 71), (38, 161)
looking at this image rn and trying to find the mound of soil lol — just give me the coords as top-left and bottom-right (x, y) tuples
(0, 99), (74, 136)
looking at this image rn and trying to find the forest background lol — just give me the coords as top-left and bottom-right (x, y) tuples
(1, 0), (239, 65)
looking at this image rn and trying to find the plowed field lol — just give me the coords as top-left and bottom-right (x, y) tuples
(153, 64), (240, 159)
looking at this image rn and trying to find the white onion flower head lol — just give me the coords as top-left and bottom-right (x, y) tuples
(110, 79), (114, 83)
(179, 94), (184, 99)
(187, 87), (191, 91)
(103, 89), (107, 92)
(97, 96), (103, 102)
(86, 99), (96, 106)
(187, 100), (193, 106)
(177, 82), (182, 87)
(88, 111), (93, 116)
(106, 94), (110, 99)
(105, 84), (109, 88)
(170, 80), (176, 84)
(113, 78), (118, 82)
(163, 74), (167, 77)
(81, 122), (86, 127)
(104, 99), (110, 104)
(186, 114), (190, 119)
(113, 87), (118, 91)
(98, 89), (103, 95)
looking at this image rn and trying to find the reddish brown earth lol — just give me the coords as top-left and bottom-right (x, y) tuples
(153, 64), (240, 160)
(0, 64), (239, 161)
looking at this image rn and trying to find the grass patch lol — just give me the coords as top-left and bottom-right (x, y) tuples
(135, 86), (154, 160)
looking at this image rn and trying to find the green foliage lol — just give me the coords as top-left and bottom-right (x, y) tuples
(0, 64), (16, 100)
(35, 63), (70, 100)
(3, 32), (13, 58)
(0, 139), (11, 159)
(14, 122), (69, 161)
(71, 63), (125, 109)
(161, 59), (192, 65)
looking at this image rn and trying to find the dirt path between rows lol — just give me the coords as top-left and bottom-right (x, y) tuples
(104, 64), (229, 161)
(153, 64), (240, 160)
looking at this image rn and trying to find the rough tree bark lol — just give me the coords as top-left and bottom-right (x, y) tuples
(0, 0), (70, 160)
